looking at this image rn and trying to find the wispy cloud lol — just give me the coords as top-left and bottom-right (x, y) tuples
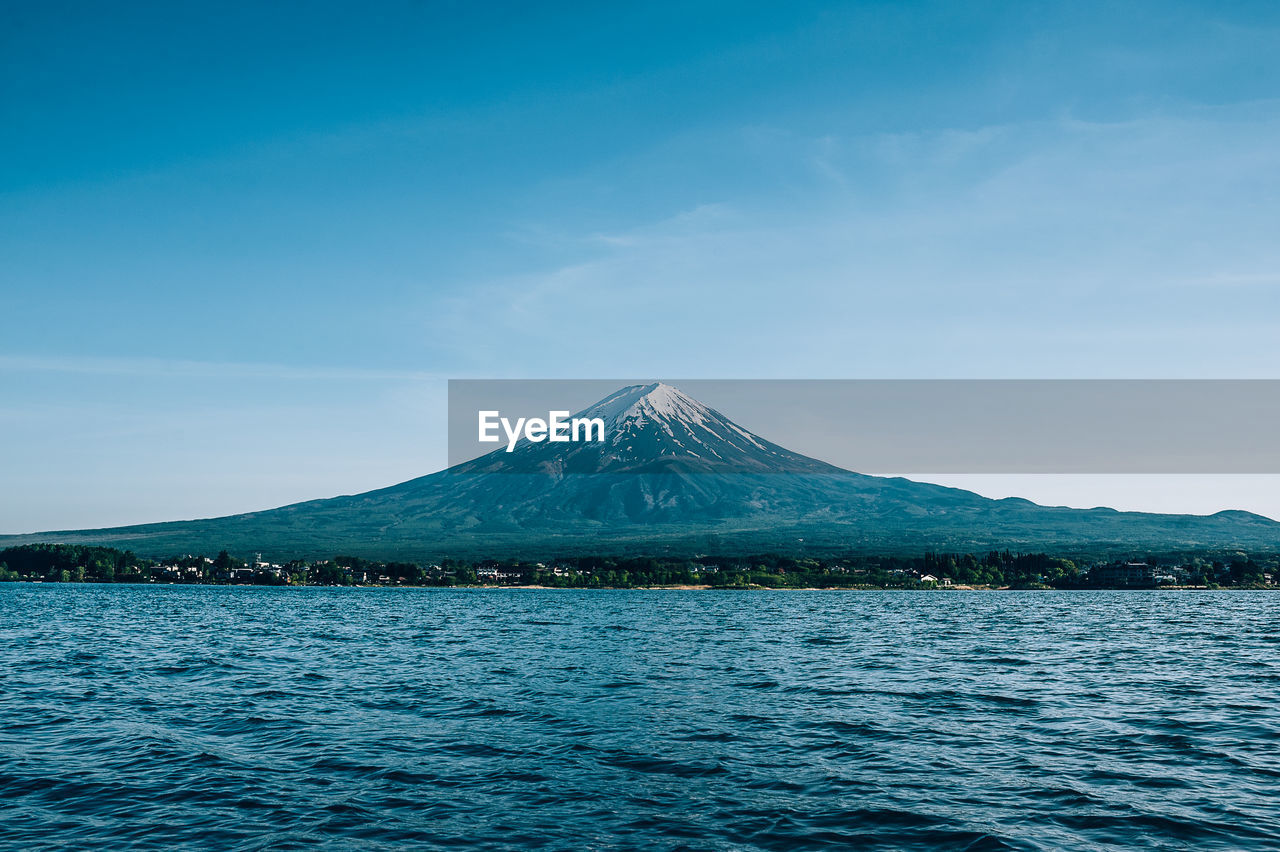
(419, 107), (1280, 379)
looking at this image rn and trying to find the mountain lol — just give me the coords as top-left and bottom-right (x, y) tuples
(3, 382), (1278, 559)
(460, 382), (842, 476)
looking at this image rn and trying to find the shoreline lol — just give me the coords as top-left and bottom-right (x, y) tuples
(4, 581), (1252, 591)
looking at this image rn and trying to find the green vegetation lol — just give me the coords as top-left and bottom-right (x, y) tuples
(1, 544), (1276, 589)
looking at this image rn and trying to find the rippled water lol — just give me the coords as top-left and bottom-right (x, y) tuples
(2, 586), (1279, 850)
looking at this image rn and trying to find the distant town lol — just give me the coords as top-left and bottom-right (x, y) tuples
(1, 544), (1277, 589)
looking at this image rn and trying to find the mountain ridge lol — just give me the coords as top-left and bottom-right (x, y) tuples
(3, 382), (1277, 559)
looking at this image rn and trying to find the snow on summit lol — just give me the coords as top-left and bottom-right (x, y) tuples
(579, 383), (712, 432)
(461, 382), (846, 475)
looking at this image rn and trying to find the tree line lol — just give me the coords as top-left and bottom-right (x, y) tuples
(1, 543), (1275, 589)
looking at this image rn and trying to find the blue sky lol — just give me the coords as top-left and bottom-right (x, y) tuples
(4, 1), (1280, 531)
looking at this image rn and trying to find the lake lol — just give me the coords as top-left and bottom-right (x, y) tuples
(1, 586), (1278, 850)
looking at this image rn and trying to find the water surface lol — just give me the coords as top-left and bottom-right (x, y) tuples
(2, 586), (1278, 850)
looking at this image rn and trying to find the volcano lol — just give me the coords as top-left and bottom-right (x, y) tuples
(4, 382), (1278, 558)
(461, 382), (842, 476)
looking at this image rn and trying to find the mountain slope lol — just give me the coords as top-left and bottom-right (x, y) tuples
(4, 383), (1278, 559)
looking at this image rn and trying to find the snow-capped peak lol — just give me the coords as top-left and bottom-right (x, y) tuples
(460, 381), (844, 476)
(578, 382), (712, 430)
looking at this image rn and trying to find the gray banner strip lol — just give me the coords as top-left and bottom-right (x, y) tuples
(448, 380), (1280, 473)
